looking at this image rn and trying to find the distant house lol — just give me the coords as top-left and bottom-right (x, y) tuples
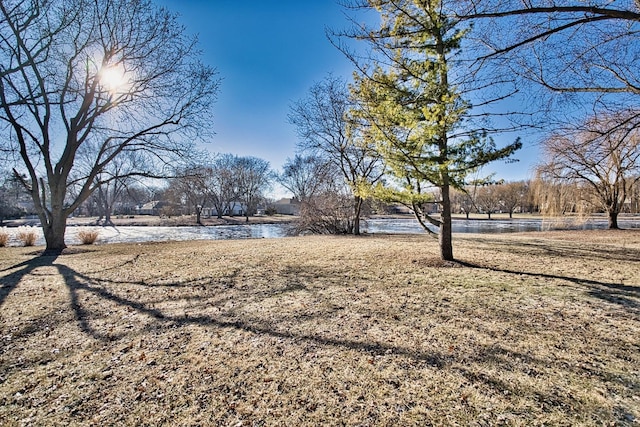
(202, 201), (245, 217)
(136, 201), (170, 216)
(274, 198), (301, 215)
(388, 203), (413, 215)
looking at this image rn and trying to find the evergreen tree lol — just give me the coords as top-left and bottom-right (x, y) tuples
(348, 0), (521, 260)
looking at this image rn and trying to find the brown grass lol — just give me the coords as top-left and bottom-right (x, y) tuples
(0, 230), (8, 247)
(0, 230), (639, 426)
(77, 229), (99, 245)
(16, 227), (37, 246)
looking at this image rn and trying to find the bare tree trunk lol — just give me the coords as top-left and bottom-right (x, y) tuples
(196, 206), (203, 225)
(103, 210), (115, 227)
(212, 202), (223, 219)
(608, 209), (619, 229)
(97, 185), (116, 226)
(353, 195), (363, 235)
(41, 210), (68, 255)
(36, 180), (70, 255)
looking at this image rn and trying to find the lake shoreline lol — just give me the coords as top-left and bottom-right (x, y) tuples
(2, 214), (639, 248)
(5, 212), (639, 229)
(1, 214), (297, 228)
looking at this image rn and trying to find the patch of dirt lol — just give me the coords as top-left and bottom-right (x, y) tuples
(411, 257), (464, 268)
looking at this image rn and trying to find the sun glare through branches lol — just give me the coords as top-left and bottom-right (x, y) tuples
(98, 64), (130, 96)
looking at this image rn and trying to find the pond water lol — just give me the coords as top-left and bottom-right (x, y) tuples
(3, 216), (640, 246)
(2, 223), (292, 247)
(365, 217), (640, 234)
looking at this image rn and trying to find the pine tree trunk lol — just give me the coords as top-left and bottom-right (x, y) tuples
(440, 183), (454, 261)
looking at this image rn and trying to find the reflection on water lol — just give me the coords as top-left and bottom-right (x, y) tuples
(86, 223), (292, 245)
(365, 217), (640, 234)
(366, 218), (541, 234)
(3, 217), (640, 246)
(365, 218), (640, 234)
(3, 223), (292, 247)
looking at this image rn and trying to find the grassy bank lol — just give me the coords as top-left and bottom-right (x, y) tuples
(1, 231), (639, 426)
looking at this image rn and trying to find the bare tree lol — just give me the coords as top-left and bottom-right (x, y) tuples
(457, 2), (639, 88)
(497, 181), (529, 218)
(279, 154), (362, 234)
(536, 111), (640, 228)
(209, 154), (241, 219)
(289, 75), (384, 235)
(294, 188), (360, 235)
(531, 175), (584, 217)
(451, 188), (477, 219)
(92, 177), (129, 225)
(278, 154), (336, 203)
(455, 1), (640, 124)
(234, 156), (272, 222)
(170, 165), (214, 225)
(0, 0), (219, 253)
(78, 149), (142, 225)
(628, 179), (640, 213)
(475, 184), (502, 220)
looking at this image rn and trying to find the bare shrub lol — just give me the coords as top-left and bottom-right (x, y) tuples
(292, 191), (359, 235)
(77, 229), (99, 245)
(0, 230), (9, 247)
(17, 227), (37, 246)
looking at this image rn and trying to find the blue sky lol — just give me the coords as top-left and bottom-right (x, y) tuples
(154, 0), (539, 193)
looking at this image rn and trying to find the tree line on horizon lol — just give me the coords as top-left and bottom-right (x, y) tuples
(1, 0), (639, 259)
(4, 168), (640, 229)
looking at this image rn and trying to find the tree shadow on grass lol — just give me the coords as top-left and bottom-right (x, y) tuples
(0, 254), (58, 308)
(54, 263), (168, 341)
(456, 260), (640, 313)
(464, 235), (640, 264)
(53, 262), (446, 368)
(7, 258), (635, 424)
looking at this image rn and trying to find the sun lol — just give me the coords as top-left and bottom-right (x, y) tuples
(99, 64), (128, 94)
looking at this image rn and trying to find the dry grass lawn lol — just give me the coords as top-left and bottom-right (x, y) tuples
(1, 230), (639, 426)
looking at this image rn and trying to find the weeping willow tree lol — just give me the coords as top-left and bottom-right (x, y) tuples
(343, 0), (521, 260)
(531, 174), (584, 218)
